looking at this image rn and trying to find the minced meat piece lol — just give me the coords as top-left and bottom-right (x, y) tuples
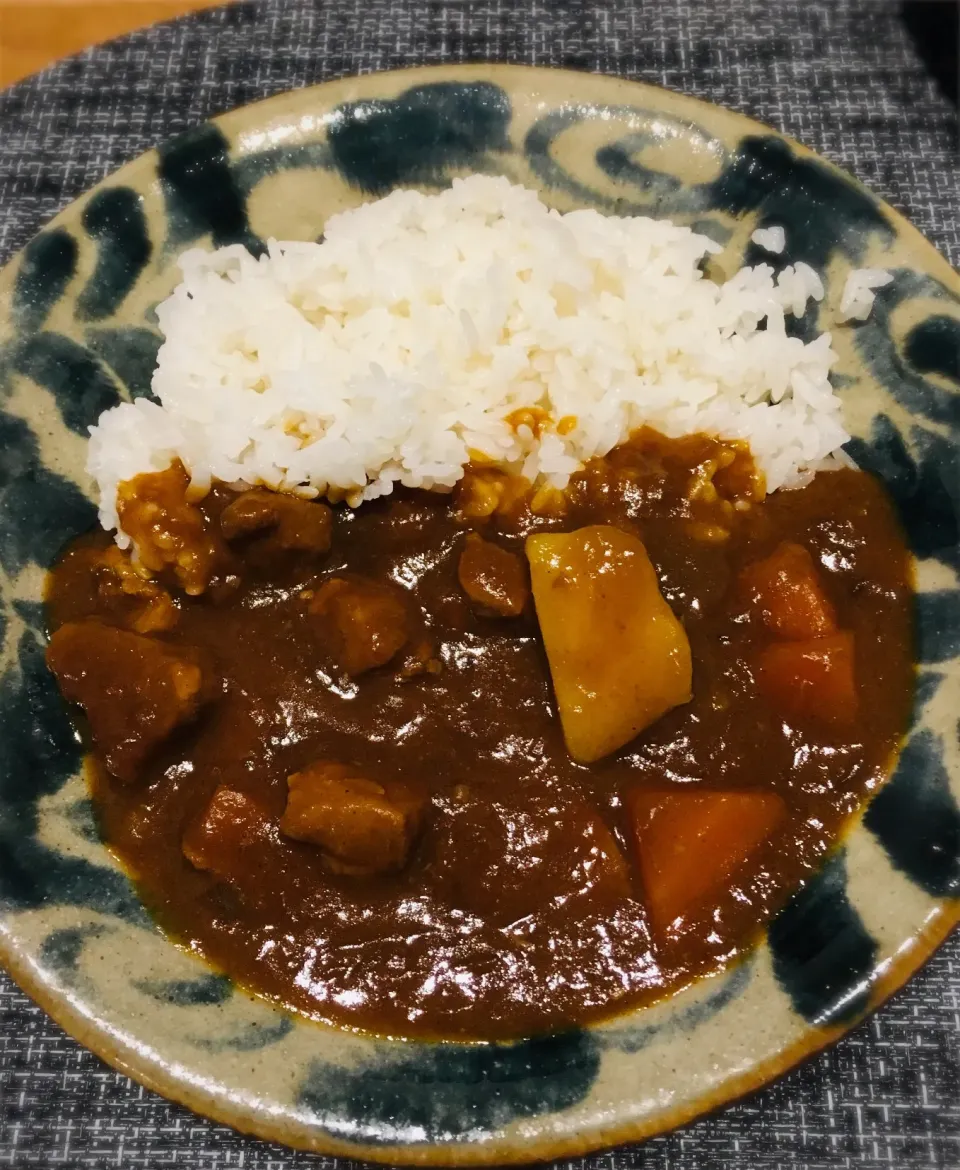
(46, 621), (213, 780)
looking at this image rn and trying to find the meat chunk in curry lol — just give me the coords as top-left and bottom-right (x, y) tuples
(220, 489), (332, 555)
(307, 575), (411, 676)
(93, 544), (178, 634)
(280, 762), (425, 874)
(183, 786), (273, 881)
(433, 790), (632, 924)
(457, 532), (529, 616)
(526, 525), (693, 763)
(46, 621), (212, 781)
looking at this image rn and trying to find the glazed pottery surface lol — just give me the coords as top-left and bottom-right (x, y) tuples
(0, 65), (958, 1163)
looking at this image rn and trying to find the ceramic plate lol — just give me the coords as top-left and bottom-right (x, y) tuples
(0, 64), (958, 1164)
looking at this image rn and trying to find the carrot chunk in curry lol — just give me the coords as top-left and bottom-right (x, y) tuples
(756, 631), (858, 726)
(44, 429), (913, 1040)
(739, 540), (837, 640)
(526, 525), (692, 763)
(627, 789), (787, 932)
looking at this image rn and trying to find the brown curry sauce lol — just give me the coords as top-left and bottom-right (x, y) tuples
(45, 430), (914, 1040)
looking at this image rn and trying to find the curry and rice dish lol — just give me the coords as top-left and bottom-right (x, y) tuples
(44, 178), (912, 1040)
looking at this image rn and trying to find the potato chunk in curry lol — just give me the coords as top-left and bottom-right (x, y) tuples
(46, 621), (212, 781)
(280, 761), (425, 874)
(526, 525), (692, 763)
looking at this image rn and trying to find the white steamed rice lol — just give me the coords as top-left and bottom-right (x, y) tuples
(89, 176), (867, 544)
(838, 267), (893, 323)
(750, 225), (786, 254)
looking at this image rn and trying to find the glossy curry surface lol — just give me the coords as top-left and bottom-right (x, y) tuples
(45, 431), (914, 1040)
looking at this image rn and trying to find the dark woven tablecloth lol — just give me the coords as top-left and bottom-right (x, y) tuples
(1, 2), (958, 1166)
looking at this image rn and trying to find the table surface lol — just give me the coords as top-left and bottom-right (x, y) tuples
(0, 1), (959, 1167)
(0, 0), (225, 87)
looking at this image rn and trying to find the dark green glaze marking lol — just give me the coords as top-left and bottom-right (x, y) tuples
(602, 958), (753, 1054)
(527, 112), (892, 275)
(0, 409), (143, 922)
(768, 852), (878, 1026)
(63, 798), (102, 843)
(39, 924), (107, 977)
(191, 1015), (294, 1053)
(329, 82), (511, 195)
(905, 315), (960, 385)
(233, 142), (333, 197)
(853, 271), (960, 431)
(689, 217), (732, 247)
(12, 600), (45, 631)
(134, 973), (233, 1006)
(596, 132), (684, 202)
(784, 298), (822, 344)
(158, 123), (262, 253)
(76, 188), (152, 322)
(914, 670), (944, 711)
(0, 413), (95, 575)
(864, 730), (960, 898)
(0, 628), (148, 924)
(12, 230), (78, 333)
(87, 327), (162, 400)
(916, 591), (960, 665)
(298, 1030), (599, 1144)
(12, 333), (119, 436)
(845, 415), (960, 573)
(708, 135), (894, 271)
(525, 106), (691, 217)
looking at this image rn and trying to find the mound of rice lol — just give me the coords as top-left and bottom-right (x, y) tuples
(89, 176), (856, 544)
